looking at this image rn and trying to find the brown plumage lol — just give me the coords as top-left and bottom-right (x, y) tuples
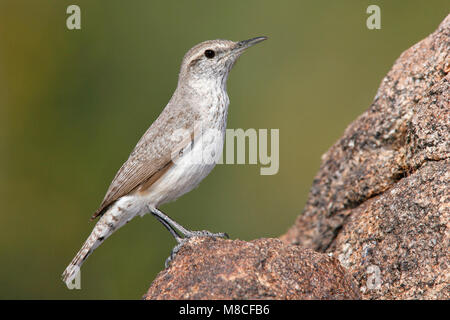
(91, 101), (201, 219)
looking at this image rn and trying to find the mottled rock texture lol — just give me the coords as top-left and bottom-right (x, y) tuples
(146, 15), (449, 300)
(331, 160), (449, 299)
(144, 238), (360, 300)
(282, 15), (449, 299)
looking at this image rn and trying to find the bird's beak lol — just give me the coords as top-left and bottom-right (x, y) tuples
(233, 36), (268, 53)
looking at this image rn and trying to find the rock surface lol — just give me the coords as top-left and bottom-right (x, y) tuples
(331, 160), (449, 299)
(145, 15), (449, 300)
(144, 238), (360, 300)
(281, 15), (449, 299)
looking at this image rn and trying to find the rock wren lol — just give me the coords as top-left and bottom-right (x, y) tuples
(62, 37), (267, 284)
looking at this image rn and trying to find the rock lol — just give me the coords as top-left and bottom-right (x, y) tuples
(281, 15), (450, 299)
(144, 237), (360, 300)
(332, 160), (449, 299)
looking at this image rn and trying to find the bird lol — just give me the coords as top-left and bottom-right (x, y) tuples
(62, 36), (267, 284)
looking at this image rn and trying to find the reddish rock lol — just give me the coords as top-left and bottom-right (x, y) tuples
(144, 238), (360, 300)
(331, 160), (449, 299)
(281, 15), (449, 299)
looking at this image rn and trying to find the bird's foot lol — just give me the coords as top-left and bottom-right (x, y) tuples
(181, 229), (229, 239)
(164, 230), (229, 268)
(164, 238), (187, 268)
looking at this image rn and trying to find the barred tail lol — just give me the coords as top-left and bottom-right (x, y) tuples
(62, 215), (115, 284)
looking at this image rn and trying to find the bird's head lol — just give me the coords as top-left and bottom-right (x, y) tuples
(178, 37), (267, 89)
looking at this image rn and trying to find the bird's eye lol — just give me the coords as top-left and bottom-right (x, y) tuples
(204, 49), (215, 59)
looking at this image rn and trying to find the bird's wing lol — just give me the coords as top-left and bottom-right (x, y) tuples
(91, 103), (200, 219)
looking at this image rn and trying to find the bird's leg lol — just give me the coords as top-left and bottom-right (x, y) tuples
(152, 214), (182, 243)
(150, 207), (229, 239)
(149, 207), (229, 267)
(152, 216), (186, 267)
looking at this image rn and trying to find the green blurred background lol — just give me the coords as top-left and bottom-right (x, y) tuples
(0, 0), (447, 299)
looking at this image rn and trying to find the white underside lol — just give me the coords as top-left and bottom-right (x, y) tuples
(99, 128), (225, 233)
